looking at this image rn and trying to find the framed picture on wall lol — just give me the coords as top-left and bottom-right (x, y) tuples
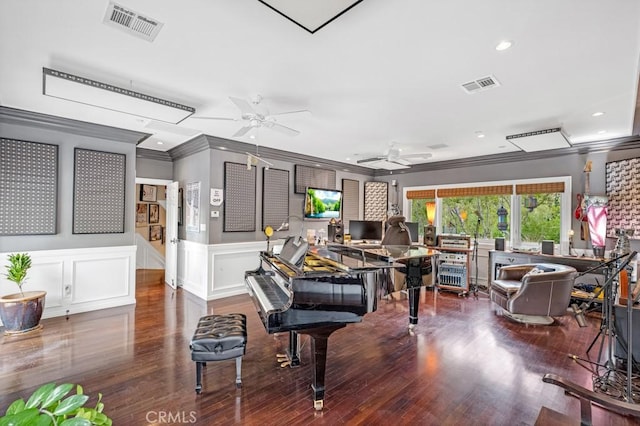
(148, 204), (160, 224)
(141, 184), (157, 202)
(186, 182), (201, 232)
(149, 224), (163, 241)
(136, 203), (148, 226)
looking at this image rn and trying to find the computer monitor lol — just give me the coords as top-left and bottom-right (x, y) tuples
(405, 222), (419, 243)
(348, 220), (383, 241)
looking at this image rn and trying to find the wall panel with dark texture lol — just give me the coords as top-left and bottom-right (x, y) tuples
(263, 168), (289, 230)
(224, 162), (256, 232)
(364, 181), (388, 221)
(342, 178), (360, 225)
(294, 165), (336, 194)
(73, 148), (125, 234)
(606, 157), (640, 238)
(0, 138), (58, 235)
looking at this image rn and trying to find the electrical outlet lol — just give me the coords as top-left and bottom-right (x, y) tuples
(211, 210), (220, 218)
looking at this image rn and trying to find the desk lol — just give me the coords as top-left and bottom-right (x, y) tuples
(488, 250), (605, 283)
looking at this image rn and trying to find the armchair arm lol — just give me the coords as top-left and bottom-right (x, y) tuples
(542, 373), (640, 424)
(496, 265), (534, 281)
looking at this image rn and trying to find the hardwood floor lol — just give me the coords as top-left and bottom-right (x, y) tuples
(0, 269), (636, 425)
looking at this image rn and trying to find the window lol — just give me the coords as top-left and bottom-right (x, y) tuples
(404, 177), (571, 250)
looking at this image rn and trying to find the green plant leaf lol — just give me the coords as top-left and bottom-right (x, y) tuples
(93, 413), (109, 424)
(41, 383), (73, 409)
(60, 418), (92, 426)
(32, 415), (53, 426)
(52, 395), (88, 416)
(4, 399), (25, 416)
(0, 408), (41, 426)
(25, 383), (56, 409)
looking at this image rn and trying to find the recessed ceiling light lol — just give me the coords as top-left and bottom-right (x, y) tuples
(495, 40), (513, 51)
(218, 146), (227, 150)
(315, 164), (321, 167)
(346, 157), (351, 161)
(592, 111), (605, 117)
(598, 130), (607, 134)
(475, 131), (485, 138)
(249, 134), (256, 139)
(156, 141), (164, 145)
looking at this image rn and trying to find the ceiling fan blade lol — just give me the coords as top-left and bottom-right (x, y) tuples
(400, 152), (432, 159)
(229, 97), (256, 116)
(190, 116), (237, 121)
(232, 126), (253, 138)
(391, 158), (412, 166)
(267, 122), (300, 136)
(269, 109), (311, 117)
(356, 156), (385, 164)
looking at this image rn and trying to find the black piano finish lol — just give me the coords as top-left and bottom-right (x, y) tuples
(245, 238), (387, 410)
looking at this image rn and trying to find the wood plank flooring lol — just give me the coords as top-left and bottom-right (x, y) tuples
(0, 269), (637, 425)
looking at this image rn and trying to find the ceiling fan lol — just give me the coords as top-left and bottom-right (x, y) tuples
(357, 143), (432, 167)
(191, 95), (308, 138)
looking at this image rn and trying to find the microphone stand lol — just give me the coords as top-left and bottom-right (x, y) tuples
(471, 215), (483, 298)
(569, 251), (640, 403)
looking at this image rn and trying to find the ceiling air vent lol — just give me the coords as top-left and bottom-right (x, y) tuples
(461, 75), (500, 94)
(103, 1), (164, 42)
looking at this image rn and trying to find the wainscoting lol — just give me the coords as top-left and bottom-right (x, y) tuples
(0, 245), (136, 325)
(178, 240), (271, 300)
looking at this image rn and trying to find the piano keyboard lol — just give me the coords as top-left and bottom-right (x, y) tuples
(246, 274), (290, 313)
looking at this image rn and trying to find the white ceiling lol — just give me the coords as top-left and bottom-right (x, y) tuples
(1, 0), (639, 170)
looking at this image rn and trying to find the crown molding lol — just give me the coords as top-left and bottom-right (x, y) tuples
(0, 106), (149, 144)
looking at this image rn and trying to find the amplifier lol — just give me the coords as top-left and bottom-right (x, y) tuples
(437, 234), (471, 249)
(440, 252), (467, 262)
(437, 264), (467, 288)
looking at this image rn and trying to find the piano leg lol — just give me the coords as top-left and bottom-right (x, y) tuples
(406, 258), (423, 328)
(298, 324), (347, 410)
(287, 331), (301, 367)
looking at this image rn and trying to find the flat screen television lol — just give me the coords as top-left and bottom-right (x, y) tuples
(303, 187), (342, 220)
(349, 220), (383, 241)
(405, 222), (419, 243)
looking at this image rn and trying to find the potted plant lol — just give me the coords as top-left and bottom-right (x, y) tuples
(0, 253), (46, 335)
(0, 382), (112, 425)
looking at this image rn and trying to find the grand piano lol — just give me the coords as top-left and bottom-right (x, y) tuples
(245, 236), (437, 409)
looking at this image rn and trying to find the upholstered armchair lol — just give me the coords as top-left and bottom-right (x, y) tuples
(490, 263), (577, 325)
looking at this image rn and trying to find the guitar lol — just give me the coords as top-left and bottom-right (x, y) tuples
(575, 160), (592, 240)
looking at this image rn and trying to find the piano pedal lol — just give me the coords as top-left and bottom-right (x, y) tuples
(280, 360), (291, 368)
(314, 400), (324, 411)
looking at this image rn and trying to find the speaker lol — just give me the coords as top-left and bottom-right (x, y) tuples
(328, 224), (343, 243)
(541, 240), (554, 255)
(494, 237), (505, 251)
(424, 225), (437, 247)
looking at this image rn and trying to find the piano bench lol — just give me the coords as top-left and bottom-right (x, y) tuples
(189, 314), (247, 394)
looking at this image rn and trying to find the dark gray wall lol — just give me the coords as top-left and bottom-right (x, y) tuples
(136, 157), (173, 180)
(172, 139), (211, 244)
(0, 122), (137, 252)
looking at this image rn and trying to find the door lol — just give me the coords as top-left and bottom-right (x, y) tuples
(165, 181), (179, 289)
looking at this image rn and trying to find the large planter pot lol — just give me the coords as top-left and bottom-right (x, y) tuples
(0, 291), (46, 335)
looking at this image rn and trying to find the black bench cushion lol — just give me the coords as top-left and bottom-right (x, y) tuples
(190, 314), (247, 362)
